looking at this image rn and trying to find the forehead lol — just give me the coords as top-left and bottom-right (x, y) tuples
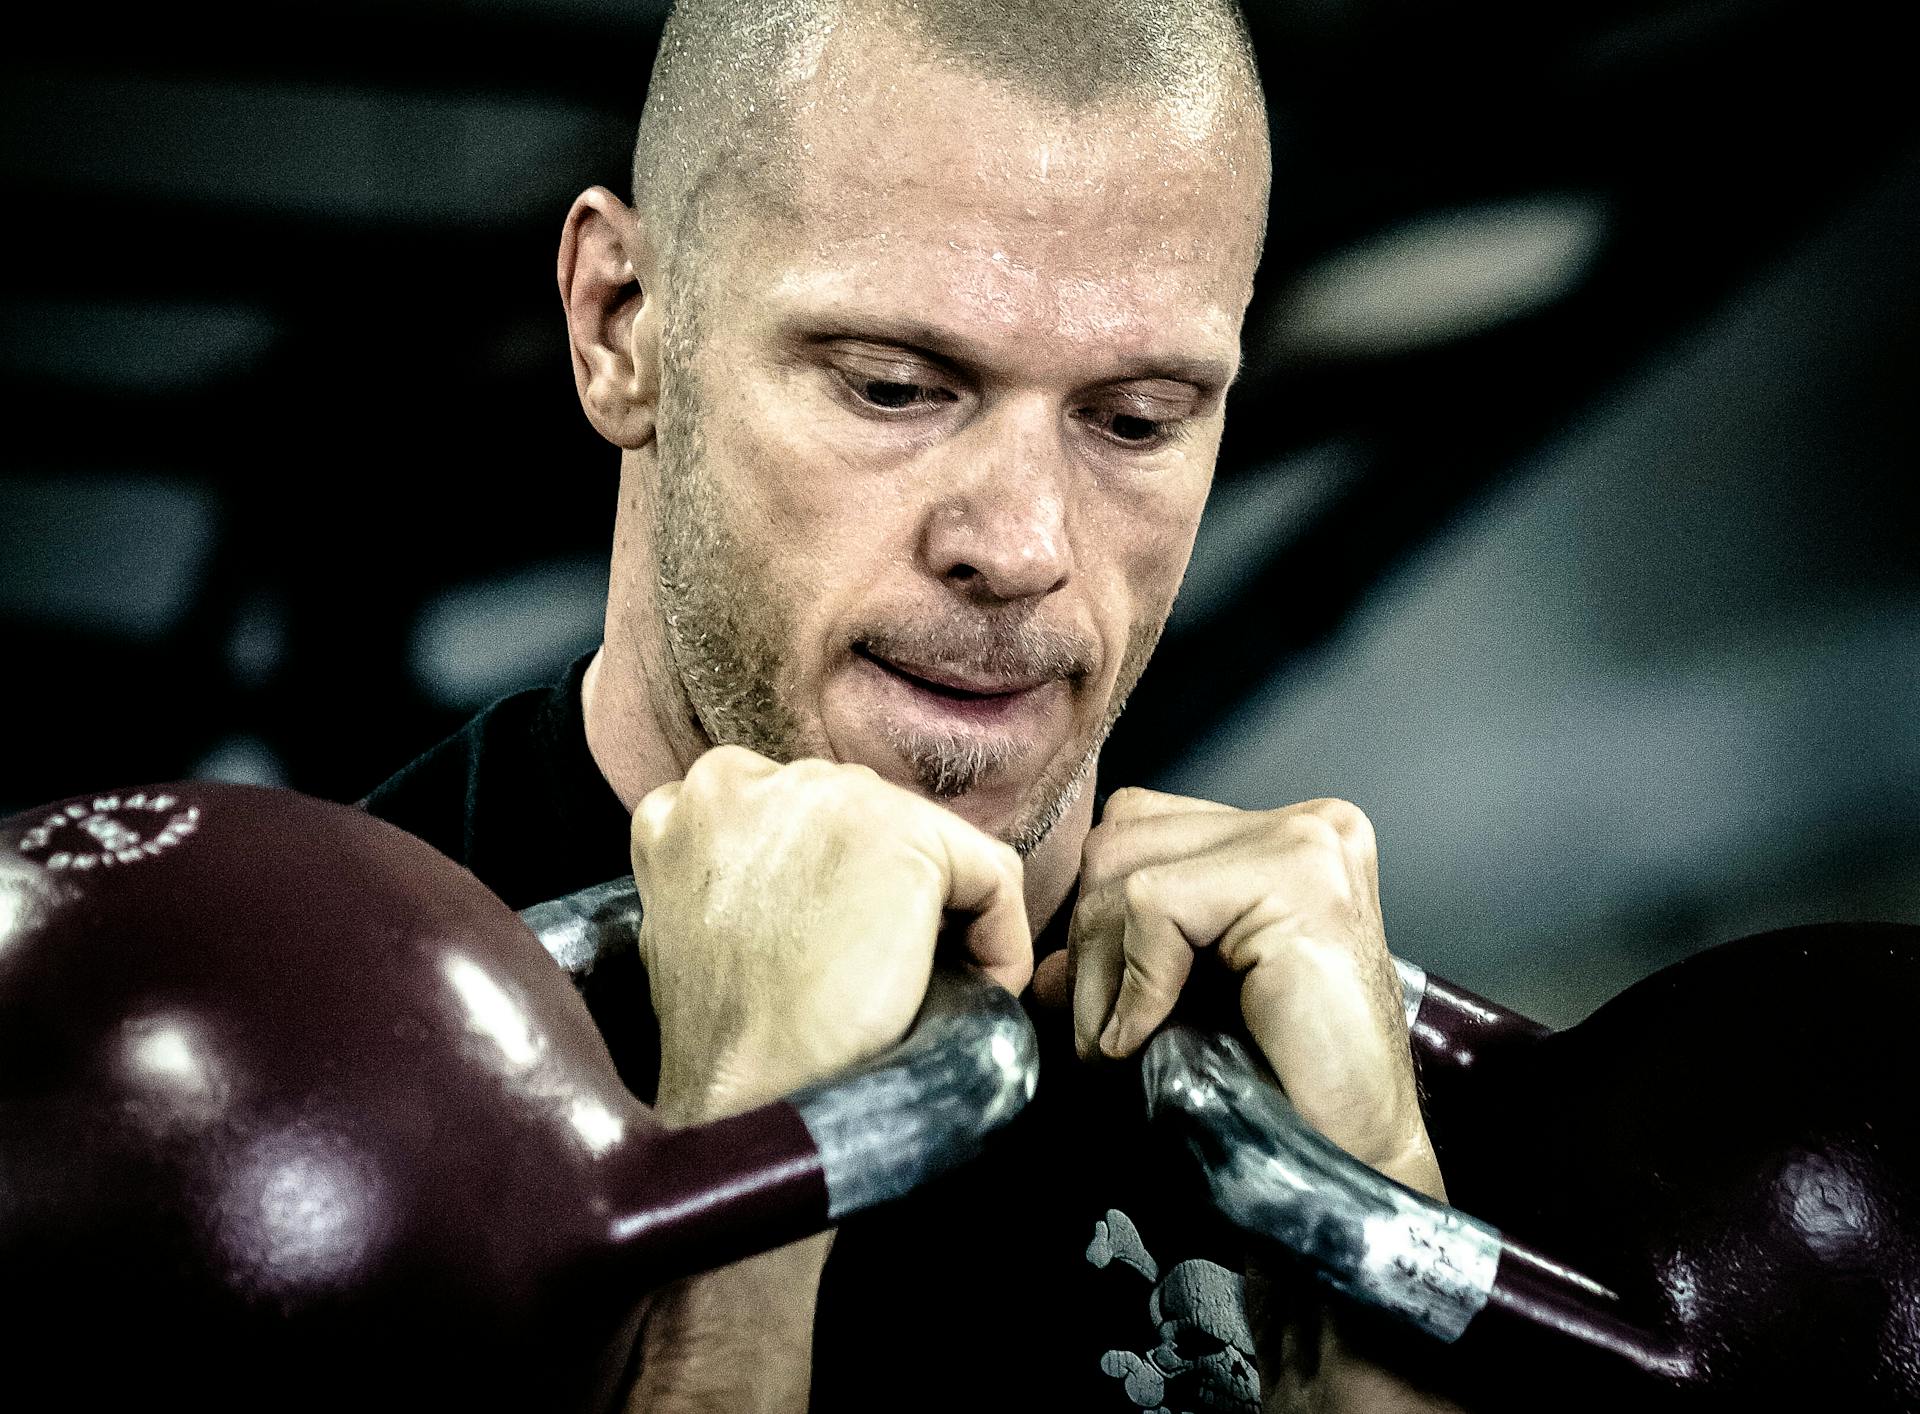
(714, 31), (1268, 368)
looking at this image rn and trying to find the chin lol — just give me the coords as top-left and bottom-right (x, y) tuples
(951, 756), (1095, 860)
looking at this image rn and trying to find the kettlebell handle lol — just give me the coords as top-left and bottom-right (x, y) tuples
(518, 878), (1036, 1223)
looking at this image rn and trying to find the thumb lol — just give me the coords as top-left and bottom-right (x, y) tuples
(1030, 949), (1073, 1008)
(931, 818), (1033, 995)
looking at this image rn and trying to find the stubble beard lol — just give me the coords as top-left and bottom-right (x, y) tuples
(651, 325), (1169, 858)
(653, 329), (815, 768)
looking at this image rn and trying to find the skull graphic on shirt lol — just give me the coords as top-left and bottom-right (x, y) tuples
(1086, 1208), (1259, 1413)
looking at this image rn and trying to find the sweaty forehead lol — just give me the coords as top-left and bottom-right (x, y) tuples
(795, 26), (1259, 222)
(715, 29), (1266, 360)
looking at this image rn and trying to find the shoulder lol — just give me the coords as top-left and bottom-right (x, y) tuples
(359, 681), (546, 867)
(359, 654), (631, 908)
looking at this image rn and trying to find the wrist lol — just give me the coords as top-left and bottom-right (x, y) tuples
(654, 1029), (828, 1125)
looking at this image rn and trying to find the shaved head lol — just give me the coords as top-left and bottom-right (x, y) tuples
(631, 0), (1266, 274)
(577, 0), (1271, 869)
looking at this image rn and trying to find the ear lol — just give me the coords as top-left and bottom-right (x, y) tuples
(557, 187), (660, 449)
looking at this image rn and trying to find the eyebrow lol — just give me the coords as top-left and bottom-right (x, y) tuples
(799, 316), (1240, 392)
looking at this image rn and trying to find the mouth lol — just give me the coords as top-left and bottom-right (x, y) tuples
(834, 637), (1083, 803)
(849, 644), (1066, 732)
(852, 645), (1052, 700)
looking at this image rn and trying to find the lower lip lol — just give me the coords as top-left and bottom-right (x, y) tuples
(852, 651), (1060, 732)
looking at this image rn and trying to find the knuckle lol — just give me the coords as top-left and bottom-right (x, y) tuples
(687, 743), (761, 791)
(1308, 797), (1377, 853)
(1285, 809), (1345, 857)
(1079, 822), (1116, 881)
(706, 742), (763, 773)
(780, 755), (837, 784)
(631, 783), (679, 847)
(1102, 786), (1157, 821)
(1067, 887), (1114, 952)
(1119, 867), (1165, 920)
(784, 757), (863, 812)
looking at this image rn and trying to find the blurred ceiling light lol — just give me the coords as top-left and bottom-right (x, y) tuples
(0, 474), (218, 638)
(0, 301), (278, 393)
(410, 556), (606, 709)
(193, 736), (288, 790)
(1270, 195), (1609, 359)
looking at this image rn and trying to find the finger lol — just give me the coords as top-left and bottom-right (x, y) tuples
(1081, 834), (1365, 1058)
(628, 780), (681, 893)
(1068, 892), (1122, 1060)
(1067, 875), (1200, 1060)
(1097, 835), (1349, 973)
(1030, 949), (1073, 1009)
(1100, 785), (1238, 823)
(1089, 800), (1373, 902)
(1236, 935), (1432, 1189)
(931, 818), (1032, 995)
(1080, 806), (1254, 892)
(1098, 870), (1198, 1057)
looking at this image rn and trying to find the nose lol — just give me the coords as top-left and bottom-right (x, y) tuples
(918, 408), (1074, 603)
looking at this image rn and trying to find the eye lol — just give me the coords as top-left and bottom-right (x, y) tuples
(829, 358), (964, 420)
(853, 377), (951, 411)
(1107, 413), (1165, 444)
(1078, 405), (1182, 449)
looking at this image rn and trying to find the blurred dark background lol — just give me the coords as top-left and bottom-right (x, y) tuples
(4, 0), (1915, 1021)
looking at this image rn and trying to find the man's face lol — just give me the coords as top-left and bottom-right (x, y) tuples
(638, 36), (1266, 853)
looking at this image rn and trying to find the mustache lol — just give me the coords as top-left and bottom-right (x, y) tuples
(853, 611), (1097, 683)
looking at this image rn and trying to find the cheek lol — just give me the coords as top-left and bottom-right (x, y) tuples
(692, 397), (833, 573)
(705, 358), (890, 536)
(698, 404), (925, 652)
(1084, 472), (1210, 633)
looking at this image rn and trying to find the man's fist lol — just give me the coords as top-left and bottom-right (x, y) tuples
(1060, 787), (1439, 1197)
(631, 746), (1032, 1125)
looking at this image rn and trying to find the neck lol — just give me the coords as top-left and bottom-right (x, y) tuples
(582, 454), (720, 812)
(581, 643), (704, 813)
(1019, 783), (1094, 941)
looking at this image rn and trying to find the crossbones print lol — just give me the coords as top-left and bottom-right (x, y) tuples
(1086, 1208), (1259, 1413)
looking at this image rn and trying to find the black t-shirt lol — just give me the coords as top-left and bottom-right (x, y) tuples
(363, 656), (1258, 1413)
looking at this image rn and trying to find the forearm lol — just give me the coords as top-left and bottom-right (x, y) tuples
(623, 1017), (840, 1413)
(624, 1230), (834, 1413)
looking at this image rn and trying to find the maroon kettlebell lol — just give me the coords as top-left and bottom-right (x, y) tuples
(1149, 923), (1920, 1410)
(0, 783), (1032, 1411)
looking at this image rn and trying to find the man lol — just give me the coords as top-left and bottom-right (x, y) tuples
(367, 1), (1454, 1408)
